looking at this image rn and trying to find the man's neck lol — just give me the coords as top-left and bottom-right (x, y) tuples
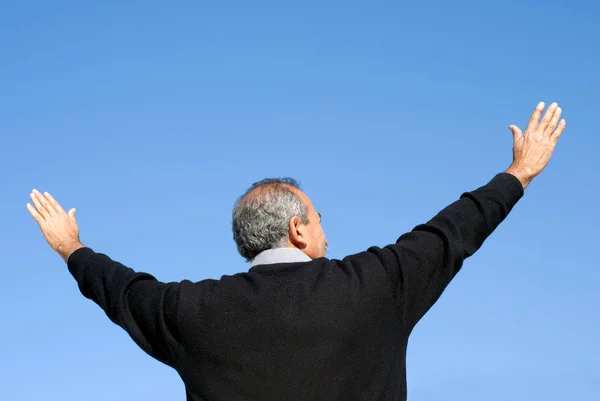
(250, 248), (312, 267)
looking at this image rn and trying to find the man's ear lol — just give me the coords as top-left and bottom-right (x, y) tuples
(288, 216), (308, 249)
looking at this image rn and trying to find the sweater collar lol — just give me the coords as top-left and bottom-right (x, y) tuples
(250, 248), (312, 267)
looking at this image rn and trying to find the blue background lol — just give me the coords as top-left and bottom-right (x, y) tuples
(2, 1), (598, 400)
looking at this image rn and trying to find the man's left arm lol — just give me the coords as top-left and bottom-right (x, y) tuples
(67, 247), (182, 367)
(27, 190), (181, 367)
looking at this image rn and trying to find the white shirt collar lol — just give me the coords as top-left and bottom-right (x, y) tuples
(250, 248), (312, 267)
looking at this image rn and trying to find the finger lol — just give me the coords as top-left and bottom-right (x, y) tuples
(524, 102), (545, 134)
(44, 192), (65, 213)
(33, 189), (55, 216)
(30, 190), (50, 218)
(539, 102), (558, 133)
(68, 208), (77, 221)
(551, 119), (566, 142)
(544, 106), (562, 136)
(26, 203), (43, 224)
(509, 125), (523, 142)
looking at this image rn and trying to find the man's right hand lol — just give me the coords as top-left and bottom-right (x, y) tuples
(505, 102), (566, 189)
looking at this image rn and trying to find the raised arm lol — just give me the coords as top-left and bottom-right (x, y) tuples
(379, 102), (566, 330)
(27, 191), (181, 367)
(387, 172), (523, 329)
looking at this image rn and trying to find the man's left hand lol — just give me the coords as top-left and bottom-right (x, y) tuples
(27, 189), (84, 262)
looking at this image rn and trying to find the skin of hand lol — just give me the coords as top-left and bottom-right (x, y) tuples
(27, 189), (84, 263)
(505, 102), (566, 189)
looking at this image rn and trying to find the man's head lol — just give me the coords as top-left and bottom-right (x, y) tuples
(232, 178), (328, 262)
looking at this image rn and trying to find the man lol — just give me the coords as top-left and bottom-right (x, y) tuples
(28, 102), (565, 400)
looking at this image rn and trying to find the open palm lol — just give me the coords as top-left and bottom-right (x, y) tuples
(27, 189), (83, 262)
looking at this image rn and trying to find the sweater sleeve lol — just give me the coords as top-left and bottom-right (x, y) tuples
(67, 247), (181, 367)
(382, 172), (524, 330)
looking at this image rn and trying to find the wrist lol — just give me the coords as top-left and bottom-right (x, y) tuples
(505, 165), (534, 190)
(57, 241), (85, 263)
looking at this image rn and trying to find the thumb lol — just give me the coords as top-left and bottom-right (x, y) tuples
(509, 125), (523, 143)
(68, 208), (77, 221)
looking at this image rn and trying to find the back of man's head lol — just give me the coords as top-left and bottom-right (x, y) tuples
(232, 178), (309, 262)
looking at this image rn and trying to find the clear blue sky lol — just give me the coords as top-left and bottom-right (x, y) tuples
(1, 1), (598, 400)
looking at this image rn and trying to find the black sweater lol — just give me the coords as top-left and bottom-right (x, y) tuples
(67, 172), (524, 400)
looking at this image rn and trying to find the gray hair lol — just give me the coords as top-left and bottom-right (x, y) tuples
(232, 178), (310, 262)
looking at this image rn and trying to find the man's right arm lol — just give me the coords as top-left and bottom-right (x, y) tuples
(379, 171), (523, 329)
(368, 101), (566, 330)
